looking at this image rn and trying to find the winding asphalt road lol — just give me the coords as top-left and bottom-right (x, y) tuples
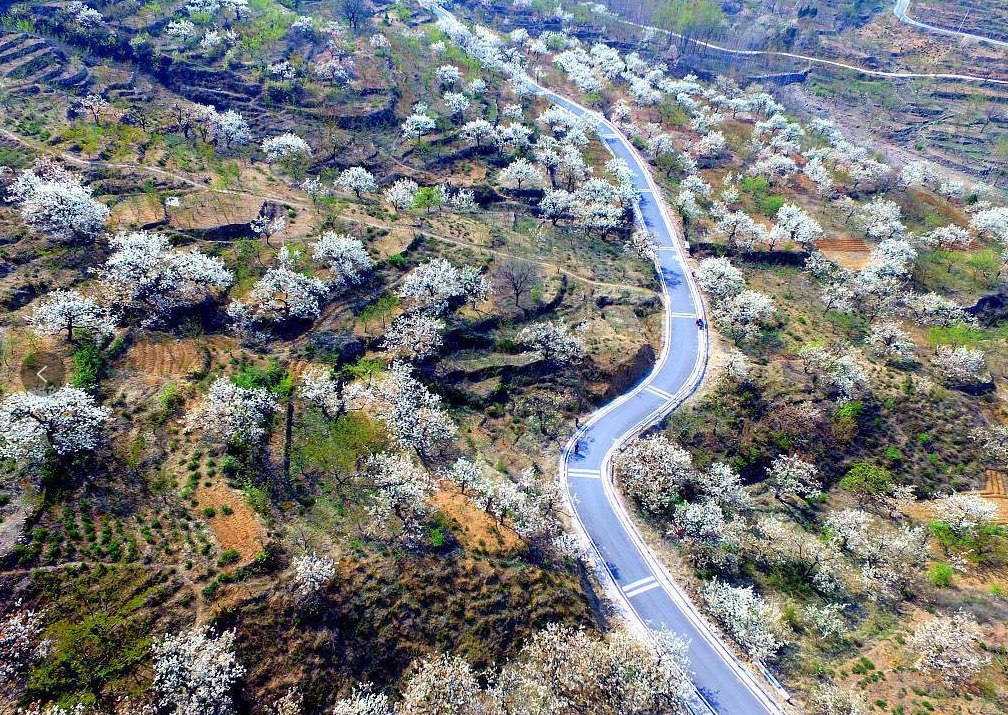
(614, 2), (1008, 86)
(428, 4), (789, 713)
(895, 0), (1008, 51)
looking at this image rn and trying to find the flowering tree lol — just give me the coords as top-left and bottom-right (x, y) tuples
(28, 289), (115, 343)
(228, 246), (328, 333)
(614, 434), (695, 515)
(7, 160), (109, 242)
(718, 290), (775, 344)
(363, 452), (436, 544)
(499, 157), (544, 190)
(337, 166), (377, 198)
(932, 493), (998, 536)
(865, 321), (915, 363)
(385, 179), (419, 211)
(343, 362), (456, 456)
(185, 377), (278, 446)
(97, 230), (233, 327)
(695, 257), (744, 300)
(0, 387), (109, 464)
(399, 654), (483, 715)
(213, 110), (251, 153)
(401, 103), (437, 142)
(671, 498), (745, 570)
(774, 203), (822, 250)
(494, 624), (693, 714)
(857, 198), (905, 240)
(298, 365), (342, 418)
(516, 320), (585, 365)
(312, 232), (373, 289)
(933, 345), (988, 386)
(331, 685), (392, 715)
(909, 610), (989, 687)
(766, 454), (821, 500)
(291, 551), (336, 600)
(702, 579), (780, 662)
(261, 133), (312, 173)
(443, 92), (470, 119)
(152, 627), (245, 715)
(382, 312), (444, 361)
(807, 685), (866, 715)
(0, 601), (51, 683)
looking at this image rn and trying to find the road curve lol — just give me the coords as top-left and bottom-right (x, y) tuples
(895, 0), (1008, 50)
(613, 6), (1008, 87)
(428, 4), (789, 713)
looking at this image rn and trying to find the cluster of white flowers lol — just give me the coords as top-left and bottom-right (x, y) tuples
(186, 377), (278, 445)
(398, 258), (489, 315)
(97, 230), (233, 326)
(931, 493), (998, 535)
(152, 627), (245, 715)
(343, 362), (456, 455)
(864, 321), (916, 363)
(385, 178), (419, 211)
(228, 246), (328, 333)
(0, 601), (51, 682)
(909, 610), (989, 686)
(312, 232), (373, 289)
(798, 344), (870, 402)
(382, 312), (445, 362)
(363, 452), (436, 544)
(0, 387), (109, 463)
(298, 365), (342, 418)
(702, 579), (780, 662)
(337, 166), (376, 197)
(291, 551), (336, 598)
(28, 289), (115, 342)
(261, 132), (312, 165)
(932, 344), (988, 386)
(516, 319), (586, 365)
(401, 102), (437, 141)
(7, 160), (109, 242)
(766, 453), (821, 500)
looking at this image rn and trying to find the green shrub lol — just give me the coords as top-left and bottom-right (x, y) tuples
(928, 562), (953, 587)
(70, 338), (105, 391)
(218, 549), (240, 567)
(202, 507), (216, 518)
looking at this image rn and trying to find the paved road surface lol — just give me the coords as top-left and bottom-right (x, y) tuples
(895, 0), (1008, 51)
(428, 4), (789, 713)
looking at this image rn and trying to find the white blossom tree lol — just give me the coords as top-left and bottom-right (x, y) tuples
(933, 345), (988, 386)
(7, 160), (109, 242)
(298, 365), (342, 418)
(865, 321), (915, 363)
(363, 451), (436, 544)
(261, 133), (312, 172)
(774, 203), (823, 250)
(291, 551), (336, 600)
(615, 434), (695, 515)
(385, 178), (419, 211)
(186, 377), (278, 446)
(703, 579), (780, 662)
(499, 157), (544, 190)
(932, 493), (998, 536)
(382, 312), (445, 361)
(343, 362), (456, 456)
(97, 230), (233, 326)
(516, 319), (585, 365)
(719, 290), (775, 344)
(0, 601), (51, 683)
(909, 610), (989, 687)
(766, 454), (821, 500)
(0, 387), (109, 464)
(28, 289), (115, 343)
(228, 246), (328, 333)
(695, 257), (744, 300)
(338, 166), (377, 198)
(152, 627), (245, 715)
(311, 232), (373, 289)
(401, 103), (437, 142)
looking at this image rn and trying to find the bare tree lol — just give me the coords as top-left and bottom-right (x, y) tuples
(493, 259), (540, 315)
(341, 0), (369, 33)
